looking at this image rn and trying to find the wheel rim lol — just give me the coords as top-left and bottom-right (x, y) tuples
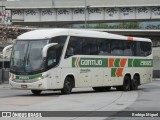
(65, 81), (72, 92)
(124, 79), (130, 90)
(133, 79), (138, 88)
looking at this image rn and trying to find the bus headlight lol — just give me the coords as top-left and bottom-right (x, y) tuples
(36, 74), (48, 81)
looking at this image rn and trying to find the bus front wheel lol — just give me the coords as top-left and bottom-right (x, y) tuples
(31, 90), (42, 95)
(61, 77), (73, 94)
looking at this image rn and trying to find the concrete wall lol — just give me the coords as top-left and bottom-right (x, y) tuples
(9, 6), (160, 23)
(153, 47), (160, 78)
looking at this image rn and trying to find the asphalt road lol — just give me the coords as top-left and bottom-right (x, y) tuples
(0, 80), (160, 120)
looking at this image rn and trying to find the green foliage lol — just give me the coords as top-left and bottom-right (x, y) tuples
(81, 22), (142, 29)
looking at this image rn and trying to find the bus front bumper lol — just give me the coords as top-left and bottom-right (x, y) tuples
(9, 78), (48, 90)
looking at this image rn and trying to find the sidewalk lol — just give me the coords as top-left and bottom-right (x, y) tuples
(0, 83), (10, 89)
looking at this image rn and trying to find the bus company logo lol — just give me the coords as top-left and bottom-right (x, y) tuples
(19, 76), (29, 80)
(72, 57), (107, 67)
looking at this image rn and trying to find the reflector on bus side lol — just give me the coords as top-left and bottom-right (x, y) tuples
(128, 37), (133, 41)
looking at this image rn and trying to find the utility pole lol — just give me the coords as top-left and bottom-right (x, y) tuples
(85, 0), (87, 29)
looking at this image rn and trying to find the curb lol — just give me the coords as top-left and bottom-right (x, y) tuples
(153, 78), (160, 81)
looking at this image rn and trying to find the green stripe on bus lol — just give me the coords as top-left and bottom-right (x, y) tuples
(72, 57), (77, 67)
(114, 58), (120, 67)
(16, 73), (42, 80)
(72, 57), (108, 67)
(128, 59), (152, 67)
(111, 68), (117, 77)
(128, 59), (133, 67)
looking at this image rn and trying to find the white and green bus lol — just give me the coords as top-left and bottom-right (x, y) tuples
(6, 29), (152, 95)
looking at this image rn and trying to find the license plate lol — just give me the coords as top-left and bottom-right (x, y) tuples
(21, 85), (27, 89)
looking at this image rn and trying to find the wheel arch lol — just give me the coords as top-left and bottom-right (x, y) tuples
(65, 74), (75, 88)
(124, 73), (131, 80)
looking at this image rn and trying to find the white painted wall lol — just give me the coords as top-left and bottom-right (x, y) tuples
(10, 6), (160, 22)
(41, 9), (56, 22)
(24, 9), (40, 22)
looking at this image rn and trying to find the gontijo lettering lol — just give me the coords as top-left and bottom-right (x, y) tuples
(72, 57), (108, 67)
(81, 60), (102, 66)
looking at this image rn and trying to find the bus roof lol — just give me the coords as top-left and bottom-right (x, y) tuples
(17, 28), (151, 42)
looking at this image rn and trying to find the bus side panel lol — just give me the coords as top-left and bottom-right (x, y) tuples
(47, 68), (58, 89)
(103, 68), (113, 86)
(138, 67), (152, 84)
(58, 57), (78, 89)
(112, 77), (124, 86)
(91, 68), (103, 87)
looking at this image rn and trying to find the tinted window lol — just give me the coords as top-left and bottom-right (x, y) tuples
(98, 39), (111, 55)
(65, 37), (83, 58)
(65, 36), (151, 57)
(139, 42), (152, 56)
(82, 38), (97, 55)
(123, 41), (135, 56)
(111, 40), (124, 56)
(50, 36), (67, 44)
(65, 36), (98, 58)
(47, 36), (67, 68)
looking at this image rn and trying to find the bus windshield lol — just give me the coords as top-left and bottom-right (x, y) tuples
(10, 40), (48, 74)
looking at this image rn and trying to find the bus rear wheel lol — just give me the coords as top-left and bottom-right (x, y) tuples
(116, 76), (131, 91)
(31, 90), (42, 95)
(61, 77), (73, 94)
(122, 75), (131, 91)
(131, 76), (139, 90)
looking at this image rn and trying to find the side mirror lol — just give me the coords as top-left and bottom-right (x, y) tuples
(42, 43), (58, 58)
(2, 45), (13, 58)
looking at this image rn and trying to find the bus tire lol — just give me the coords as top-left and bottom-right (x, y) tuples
(122, 75), (131, 91)
(61, 77), (73, 94)
(131, 76), (138, 90)
(31, 90), (42, 95)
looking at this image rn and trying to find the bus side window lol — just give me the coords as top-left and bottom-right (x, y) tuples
(98, 39), (111, 55)
(65, 38), (75, 58)
(123, 41), (133, 56)
(47, 47), (57, 68)
(111, 40), (123, 56)
(139, 42), (152, 56)
(66, 45), (74, 57)
(65, 36), (83, 58)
